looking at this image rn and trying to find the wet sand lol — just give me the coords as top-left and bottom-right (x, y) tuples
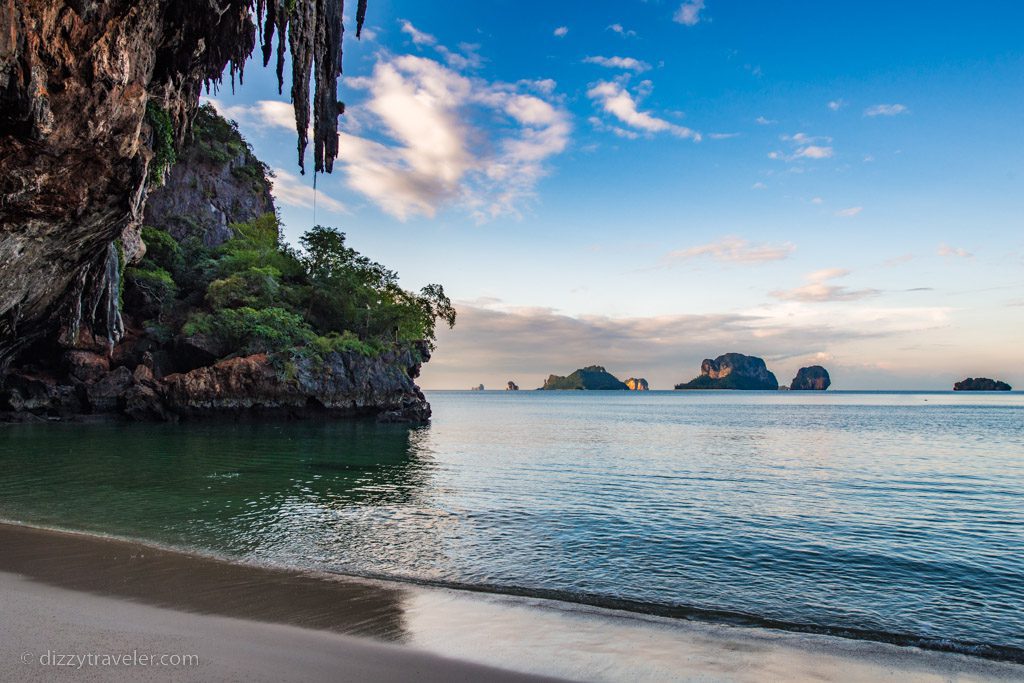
(1, 522), (1021, 682)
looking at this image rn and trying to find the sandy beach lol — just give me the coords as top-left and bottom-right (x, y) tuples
(1, 522), (1021, 682)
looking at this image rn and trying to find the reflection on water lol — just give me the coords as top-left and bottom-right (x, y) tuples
(1, 390), (1023, 657)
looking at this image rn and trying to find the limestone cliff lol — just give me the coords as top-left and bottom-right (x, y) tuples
(0, 0), (364, 367)
(675, 353), (779, 390)
(0, 102), (434, 423)
(624, 378), (649, 391)
(790, 366), (831, 391)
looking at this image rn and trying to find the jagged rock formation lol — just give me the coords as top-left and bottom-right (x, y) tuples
(470, 384), (484, 391)
(624, 377), (649, 391)
(953, 377), (1012, 391)
(506, 381), (519, 391)
(790, 366), (831, 391)
(540, 366), (628, 390)
(675, 353), (779, 390)
(0, 0), (365, 368)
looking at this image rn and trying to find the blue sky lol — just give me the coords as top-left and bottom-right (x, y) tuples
(208, 0), (1024, 389)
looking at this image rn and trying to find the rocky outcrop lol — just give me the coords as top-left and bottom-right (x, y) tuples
(0, 1), (362, 367)
(624, 377), (649, 391)
(1, 343), (431, 422)
(506, 381), (519, 391)
(162, 344), (430, 421)
(790, 366), (831, 391)
(675, 353), (779, 390)
(953, 377), (1012, 391)
(541, 366), (628, 390)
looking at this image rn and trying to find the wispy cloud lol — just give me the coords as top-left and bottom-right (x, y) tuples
(865, 103), (909, 117)
(583, 55), (651, 72)
(827, 99), (845, 111)
(607, 23), (637, 37)
(770, 132), (834, 161)
(400, 20), (483, 70)
(937, 243), (973, 259)
(674, 0), (706, 26)
(663, 236), (795, 265)
(553, 26), (568, 37)
(755, 116), (777, 125)
(207, 98), (297, 132)
(708, 132), (740, 140)
(835, 206), (863, 217)
(587, 80), (700, 140)
(771, 268), (880, 302)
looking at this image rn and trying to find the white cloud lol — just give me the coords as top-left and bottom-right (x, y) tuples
(751, 182), (767, 190)
(755, 116), (777, 125)
(587, 80), (700, 140)
(865, 103), (909, 117)
(811, 197), (824, 204)
(708, 132), (740, 140)
(771, 268), (880, 302)
(827, 99), (845, 111)
(399, 19), (436, 46)
(338, 54), (570, 221)
(795, 145), (833, 159)
(270, 169), (348, 214)
(770, 132), (835, 161)
(553, 26), (568, 37)
(937, 243), (973, 259)
(607, 23), (637, 37)
(206, 98), (297, 132)
(399, 20), (482, 70)
(583, 56), (651, 72)
(835, 206), (863, 217)
(663, 236), (795, 265)
(674, 0), (706, 26)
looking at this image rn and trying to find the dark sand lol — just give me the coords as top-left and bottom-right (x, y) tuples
(1, 522), (1022, 681)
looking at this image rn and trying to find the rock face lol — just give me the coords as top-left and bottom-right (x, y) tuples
(506, 381), (519, 391)
(143, 111), (273, 248)
(0, 0), (361, 368)
(790, 366), (831, 391)
(624, 377), (649, 391)
(0, 0), (258, 366)
(541, 366), (628, 390)
(675, 353), (779, 390)
(953, 377), (1012, 391)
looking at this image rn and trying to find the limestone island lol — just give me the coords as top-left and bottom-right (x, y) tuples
(675, 353), (779, 390)
(953, 377), (1012, 391)
(540, 366), (628, 390)
(624, 378), (649, 391)
(790, 366), (831, 391)
(506, 381), (519, 391)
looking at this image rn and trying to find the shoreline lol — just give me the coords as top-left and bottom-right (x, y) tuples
(3, 517), (1021, 665)
(1, 521), (1022, 681)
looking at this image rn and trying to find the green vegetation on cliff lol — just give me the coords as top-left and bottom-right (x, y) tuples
(540, 366), (628, 390)
(125, 107), (455, 366)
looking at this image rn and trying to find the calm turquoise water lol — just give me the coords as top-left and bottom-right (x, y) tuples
(1, 391), (1022, 659)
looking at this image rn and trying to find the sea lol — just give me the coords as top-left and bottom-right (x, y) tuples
(1, 390), (1022, 661)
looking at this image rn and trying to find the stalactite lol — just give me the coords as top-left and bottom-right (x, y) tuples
(243, 0), (360, 174)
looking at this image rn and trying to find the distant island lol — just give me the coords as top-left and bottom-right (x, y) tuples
(507, 381), (519, 391)
(675, 353), (779, 390)
(624, 378), (649, 391)
(953, 377), (1012, 391)
(790, 366), (831, 391)
(471, 384), (485, 391)
(540, 366), (628, 390)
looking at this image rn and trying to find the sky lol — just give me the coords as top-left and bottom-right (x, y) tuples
(207, 0), (1024, 390)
